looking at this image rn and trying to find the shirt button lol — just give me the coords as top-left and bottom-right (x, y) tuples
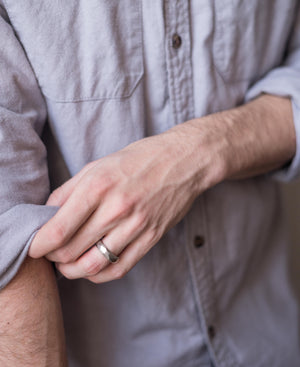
(208, 325), (216, 339)
(172, 33), (182, 49)
(194, 235), (205, 248)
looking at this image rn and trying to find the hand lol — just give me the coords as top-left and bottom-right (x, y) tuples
(29, 123), (221, 283)
(28, 95), (295, 283)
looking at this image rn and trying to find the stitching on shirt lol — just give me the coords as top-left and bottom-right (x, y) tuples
(42, 73), (144, 104)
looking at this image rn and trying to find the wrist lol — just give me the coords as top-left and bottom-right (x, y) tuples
(165, 94), (296, 197)
(166, 116), (229, 196)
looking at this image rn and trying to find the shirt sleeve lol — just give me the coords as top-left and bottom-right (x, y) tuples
(0, 5), (58, 289)
(245, 4), (300, 182)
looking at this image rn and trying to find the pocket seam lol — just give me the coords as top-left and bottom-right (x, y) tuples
(41, 72), (144, 103)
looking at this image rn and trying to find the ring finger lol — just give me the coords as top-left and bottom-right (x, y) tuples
(56, 213), (146, 279)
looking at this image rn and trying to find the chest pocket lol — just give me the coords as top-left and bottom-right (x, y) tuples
(213, 0), (296, 83)
(7, 0), (143, 102)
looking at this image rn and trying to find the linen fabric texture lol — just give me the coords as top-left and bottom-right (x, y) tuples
(0, 0), (300, 366)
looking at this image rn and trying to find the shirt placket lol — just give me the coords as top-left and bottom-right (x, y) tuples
(164, 1), (238, 366)
(184, 198), (239, 367)
(164, 0), (194, 125)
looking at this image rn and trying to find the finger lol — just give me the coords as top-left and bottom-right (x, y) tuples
(35, 163), (125, 258)
(46, 161), (98, 206)
(45, 206), (111, 263)
(30, 162), (100, 258)
(56, 245), (109, 279)
(45, 202), (141, 263)
(86, 229), (157, 283)
(29, 173), (103, 258)
(54, 213), (146, 278)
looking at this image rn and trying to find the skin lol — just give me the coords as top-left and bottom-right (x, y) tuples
(0, 94), (294, 366)
(28, 94), (296, 283)
(0, 257), (67, 366)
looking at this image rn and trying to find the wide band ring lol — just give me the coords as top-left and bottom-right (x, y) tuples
(95, 239), (119, 264)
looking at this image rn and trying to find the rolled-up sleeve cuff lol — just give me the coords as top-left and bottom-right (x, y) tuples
(245, 66), (300, 182)
(0, 204), (59, 290)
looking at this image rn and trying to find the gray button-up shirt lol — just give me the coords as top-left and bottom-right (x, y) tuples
(1, 1), (300, 366)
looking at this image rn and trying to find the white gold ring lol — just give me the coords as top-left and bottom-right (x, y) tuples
(95, 239), (119, 264)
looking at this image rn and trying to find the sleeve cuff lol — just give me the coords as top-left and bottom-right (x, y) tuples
(245, 66), (300, 182)
(0, 204), (59, 290)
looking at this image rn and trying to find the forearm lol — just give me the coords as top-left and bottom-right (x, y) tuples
(27, 95), (296, 283)
(221, 94), (296, 179)
(0, 256), (67, 367)
(169, 94), (296, 194)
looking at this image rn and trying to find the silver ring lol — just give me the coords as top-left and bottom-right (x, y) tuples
(95, 239), (119, 264)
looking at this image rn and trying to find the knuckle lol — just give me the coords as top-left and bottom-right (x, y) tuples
(111, 265), (128, 280)
(60, 269), (75, 280)
(84, 176), (102, 202)
(115, 193), (135, 218)
(99, 174), (114, 190)
(48, 222), (67, 247)
(132, 210), (147, 230)
(81, 257), (102, 276)
(55, 247), (75, 264)
(48, 188), (62, 204)
(84, 174), (113, 207)
(148, 227), (160, 245)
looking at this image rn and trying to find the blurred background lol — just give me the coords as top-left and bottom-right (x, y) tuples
(281, 183), (300, 298)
